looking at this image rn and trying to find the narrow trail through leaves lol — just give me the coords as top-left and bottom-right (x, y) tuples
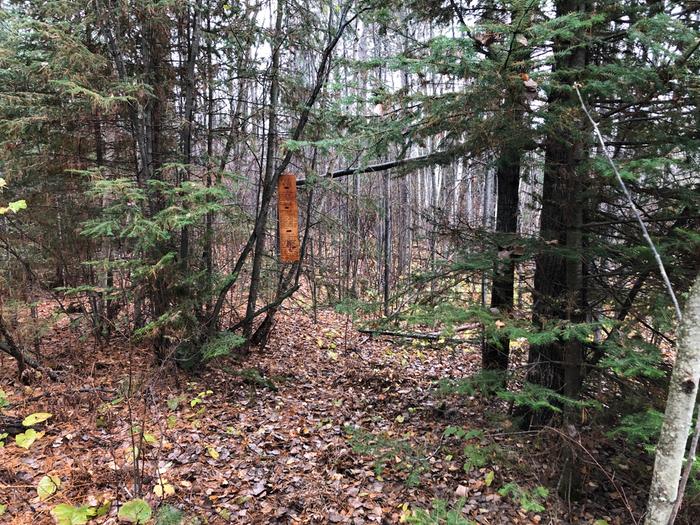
(0, 308), (632, 524)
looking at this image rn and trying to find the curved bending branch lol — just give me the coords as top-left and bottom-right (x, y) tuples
(574, 84), (682, 321)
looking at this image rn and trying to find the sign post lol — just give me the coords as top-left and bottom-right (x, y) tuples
(277, 173), (300, 263)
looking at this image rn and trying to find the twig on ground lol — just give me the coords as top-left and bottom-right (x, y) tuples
(545, 425), (639, 525)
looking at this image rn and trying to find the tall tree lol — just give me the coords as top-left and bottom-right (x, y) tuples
(523, 0), (589, 424)
(480, 3), (534, 376)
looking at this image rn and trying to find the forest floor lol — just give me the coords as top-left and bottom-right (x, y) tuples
(0, 304), (650, 524)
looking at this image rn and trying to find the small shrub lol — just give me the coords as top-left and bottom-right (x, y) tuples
(346, 426), (429, 487)
(498, 482), (548, 513)
(156, 504), (184, 525)
(403, 498), (474, 524)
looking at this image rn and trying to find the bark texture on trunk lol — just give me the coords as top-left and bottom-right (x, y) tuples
(524, 0), (588, 425)
(646, 273), (700, 525)
(520, 0), (589, 501)
(482, 147), (520, 373)
(243, 0), (284, 342)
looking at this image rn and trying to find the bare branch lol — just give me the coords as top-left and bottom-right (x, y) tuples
(574, 84), (682, 321)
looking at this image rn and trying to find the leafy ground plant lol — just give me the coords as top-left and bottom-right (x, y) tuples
(442, 427), (504, 473)
(346, 426), (429, 487)
(497, 482), (549, 513)
(118, 499), (152, 524)
(156, 504), (184, 525)
(402, 498), (475, 524)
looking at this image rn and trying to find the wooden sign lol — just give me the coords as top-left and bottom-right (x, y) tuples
(277, 173), (300, 263)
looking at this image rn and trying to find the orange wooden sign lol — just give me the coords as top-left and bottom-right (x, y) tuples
(278, 173), (300, 263)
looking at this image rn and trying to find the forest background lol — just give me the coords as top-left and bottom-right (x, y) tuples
(0, 0), (699, 523)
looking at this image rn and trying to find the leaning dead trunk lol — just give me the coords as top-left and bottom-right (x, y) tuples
(645, 273), (700, 525)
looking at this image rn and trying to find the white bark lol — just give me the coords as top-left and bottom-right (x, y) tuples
(646, 273), (700, 524)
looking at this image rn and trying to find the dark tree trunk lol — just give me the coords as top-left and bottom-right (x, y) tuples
(522, 0), (590, 501)
(523, 0), (588, 425)
(480, 3), (530, 377)
(0, 315), (24, 377)
(142, 12), (174, 359)
(482, 148), (520, 373)
(243, 0), (284, 344)
(527, 135), (585, 408)
(179, 3), (201, 270)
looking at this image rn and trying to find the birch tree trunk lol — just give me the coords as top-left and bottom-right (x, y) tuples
(646, 273), (700, 525)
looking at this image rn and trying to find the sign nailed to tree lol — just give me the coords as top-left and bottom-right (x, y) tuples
(277, 173), (300, 263)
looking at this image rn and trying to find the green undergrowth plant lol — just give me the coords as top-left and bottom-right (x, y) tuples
(80, 174), (248, 365)
(188, 388), (213, 410)
(607, 407), (700, 506)
(229, 367), (279, 391)
(402, 498), (474, 525)
(438, 372), (600, 423)
(598, 336), (666, 379)
(156, 504), (184, 525)
(497, 382), (601, 416)
(51, 501), (110, 525)
(443, 427), (505, 473)
(437, 371), (506, 398)
(497, 482), (549, 513)
(345, 426), (429, 487)
(608, 408), (664, 452)
(405, 302), (602, 348)
(176, 332), (245, 370)
(0, 178), (26, 216)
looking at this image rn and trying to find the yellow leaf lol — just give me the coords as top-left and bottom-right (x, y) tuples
(16, 429), (43, 449)
(37, 475), (61, 501)
(22, 412), (53, 427)
(207, 447), (220, 459)
(153, 480), (175, 498)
